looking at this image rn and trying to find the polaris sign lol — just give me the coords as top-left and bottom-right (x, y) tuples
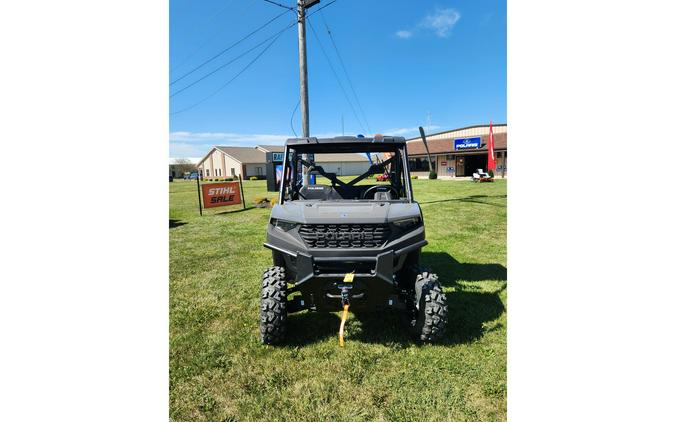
(454, 137), (481, 150)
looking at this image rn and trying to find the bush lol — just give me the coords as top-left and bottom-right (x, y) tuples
(411, 175), (418, 179)
(249, 176), (259, 181)
(224, 177), (235, 181)
(488, 169), (494, 177)
(429, 171), (438, 180)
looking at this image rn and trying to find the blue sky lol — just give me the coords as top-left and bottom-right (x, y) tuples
(169, 0), (506, 158)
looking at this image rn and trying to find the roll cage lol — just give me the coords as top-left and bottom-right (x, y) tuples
(278, 140), (414, 203)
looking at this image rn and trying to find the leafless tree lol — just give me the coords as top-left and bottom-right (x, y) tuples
(171, 158), (196, 175)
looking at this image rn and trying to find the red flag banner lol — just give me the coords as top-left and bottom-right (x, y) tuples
(201, 182), (242, 208)
(487, 121), (496, 171)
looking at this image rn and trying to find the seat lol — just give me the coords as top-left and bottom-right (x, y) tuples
(473, 169), (494, 183)
(373, 191), (392, 201)
(333, 185), (363, 200)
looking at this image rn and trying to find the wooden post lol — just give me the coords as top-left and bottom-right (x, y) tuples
(238, 174), (246, 210)
(196, 176), (203, 216)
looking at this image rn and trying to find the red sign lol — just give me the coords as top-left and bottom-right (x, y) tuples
(201, 182), (242, 208)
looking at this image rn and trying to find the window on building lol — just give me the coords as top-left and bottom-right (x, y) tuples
(206, 169), (210, 177)
(256, 167), (262, 176)
(231, 168), (236, 176)
(409, 158), (430, 172)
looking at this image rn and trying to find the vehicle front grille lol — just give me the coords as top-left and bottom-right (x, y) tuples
(299, 224), (390, 248)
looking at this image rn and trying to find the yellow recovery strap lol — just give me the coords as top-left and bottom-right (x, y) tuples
(339, 304), (349, 347)
(338, 272), (354, 347)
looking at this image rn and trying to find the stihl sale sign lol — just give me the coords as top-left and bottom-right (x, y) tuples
(201, 182), (242, 208)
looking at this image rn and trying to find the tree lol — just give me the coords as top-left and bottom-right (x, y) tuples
(172, 158), (196, 175)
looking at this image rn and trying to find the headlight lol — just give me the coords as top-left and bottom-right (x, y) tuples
(270, 218), (299, 232)
(391, 217), (421, 231)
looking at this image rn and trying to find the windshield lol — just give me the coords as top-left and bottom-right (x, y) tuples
(280, 143), (412, 203)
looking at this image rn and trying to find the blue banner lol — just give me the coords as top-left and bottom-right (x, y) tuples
(454, 137), (481, 150)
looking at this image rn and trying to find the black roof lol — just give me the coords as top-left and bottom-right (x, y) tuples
(285, 136), (407, 146)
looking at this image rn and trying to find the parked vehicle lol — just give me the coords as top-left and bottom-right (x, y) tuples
(260, 136), (448, 345)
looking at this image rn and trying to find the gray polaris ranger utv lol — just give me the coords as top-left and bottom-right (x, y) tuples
(260, 136), (448, 344)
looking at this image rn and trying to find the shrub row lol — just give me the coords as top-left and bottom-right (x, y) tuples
(203, 177), (237, 182)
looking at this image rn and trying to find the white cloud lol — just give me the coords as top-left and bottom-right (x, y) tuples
(169, 131), (288, 158)
(167, 129), (443, 158)
(394, 8), (461, 40)
(169, 131), (290, 143)
(313, 132), (345, 138)
(422, 8), (461, 37)
(395, 30), (412, 39)
(382, 125), (442, 137)
(169, 142), (210, 158)
(168, 131), (346, 158)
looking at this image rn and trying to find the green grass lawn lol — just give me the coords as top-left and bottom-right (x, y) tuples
(170, 178), (507, 421)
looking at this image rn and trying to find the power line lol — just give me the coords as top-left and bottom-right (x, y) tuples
(170, 9), (291, 86)
(261, 0), (293, 10)
(319, 8), (372, 134)
(170, 20), (295, 98)
(170, 0), (337, 116)
(171, 30), (288, 115)
(307, 17), (366, 133)
(306, 0), (337, 19)
(290, 99), (300, 137)
(171, 0), (251, 73)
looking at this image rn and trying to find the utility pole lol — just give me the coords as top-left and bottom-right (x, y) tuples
(297, 0), (319, 186)
(297, 0), (310, 186)
(297, 0), (310, 139)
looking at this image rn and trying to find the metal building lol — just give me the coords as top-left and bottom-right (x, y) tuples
(406, 123), (507, 178)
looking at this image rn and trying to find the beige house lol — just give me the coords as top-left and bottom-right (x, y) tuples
(197, 145), (371, 180)
(197, 146), (268, 180)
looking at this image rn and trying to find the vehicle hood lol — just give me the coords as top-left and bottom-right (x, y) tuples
(270, 201), (422, 225)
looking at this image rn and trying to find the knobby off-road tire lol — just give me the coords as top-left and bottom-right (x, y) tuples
(409, 267), (448, 342)
(259, 266), (287, 344)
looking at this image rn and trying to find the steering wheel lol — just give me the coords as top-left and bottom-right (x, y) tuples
(361, 185), (398, 200)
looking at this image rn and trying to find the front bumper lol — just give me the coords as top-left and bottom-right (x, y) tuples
(263, 240), (427, 285)
(263, 225), (426, 311)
